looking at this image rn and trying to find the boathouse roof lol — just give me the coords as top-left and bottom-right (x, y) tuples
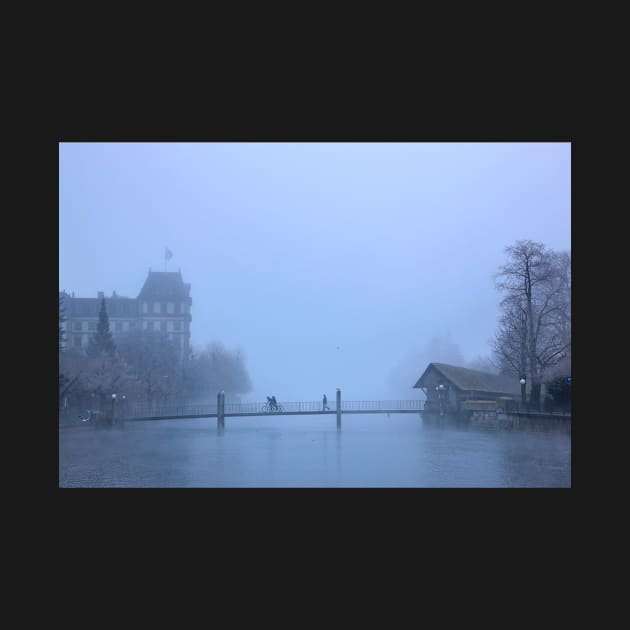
(413, 362), (521, 396)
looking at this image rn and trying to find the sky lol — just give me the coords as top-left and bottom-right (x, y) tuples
(59, 142), (571, 402)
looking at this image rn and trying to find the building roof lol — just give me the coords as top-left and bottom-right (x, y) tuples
(413, 362), (521, 396)
(137, 271), (190, 300)
(65, 297), (100, 317)
(64, 296), (139, 318)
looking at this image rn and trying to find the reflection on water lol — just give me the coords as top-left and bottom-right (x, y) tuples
(58, 414), (571, 488)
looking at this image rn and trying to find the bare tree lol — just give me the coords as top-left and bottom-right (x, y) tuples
(387, 333), (465, 397)
(492, 294), (528, 379)
(117, 330), (182, 407)
(493, 240), (571, 409)
(465, 355), (498, 374)
(547, 250), (571, 367)
(184, 341), (253, 401)
(59, 348), (134, 419)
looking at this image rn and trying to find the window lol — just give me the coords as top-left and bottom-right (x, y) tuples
(88, 322), (96, 331)
(142, 302), (148, 313)
(167, 321), (174, 332)
(83, 322), (89, 332)
(173, 320), (181, 331)
(167, 302), (174, 314)
(74, 336), (82, 346)
(123, 321), (129, 331)
(115, 322), (122, 332)
(179, 303), (184, 313)
(153, 302), (161, 314)
(73, 322), (82, 331)
(160, 321), (166, 332)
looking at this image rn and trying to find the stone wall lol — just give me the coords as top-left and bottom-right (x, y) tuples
(469, 409), (570, 433)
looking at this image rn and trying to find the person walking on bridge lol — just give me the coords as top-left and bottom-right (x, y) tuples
(322, 394), (329, 411)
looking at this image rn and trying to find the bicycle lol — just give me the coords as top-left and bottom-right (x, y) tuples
(262, 402), (284, 412)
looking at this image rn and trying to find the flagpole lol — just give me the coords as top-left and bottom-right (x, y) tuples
(164, 247), (173, 271)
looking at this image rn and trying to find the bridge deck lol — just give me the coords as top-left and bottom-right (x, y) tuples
(126, 408), (424, 422)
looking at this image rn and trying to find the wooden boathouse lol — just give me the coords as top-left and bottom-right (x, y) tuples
(413, 362), (521, 414)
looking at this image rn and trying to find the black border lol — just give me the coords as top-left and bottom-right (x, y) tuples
(47, 94), (574, 560)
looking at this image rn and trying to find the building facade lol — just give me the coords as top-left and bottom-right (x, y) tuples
(60, 270), (192, 359)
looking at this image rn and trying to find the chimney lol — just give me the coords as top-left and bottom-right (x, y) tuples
(98, 291), (104, 299)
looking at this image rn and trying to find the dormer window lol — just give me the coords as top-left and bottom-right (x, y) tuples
(153, 302), (161, 314)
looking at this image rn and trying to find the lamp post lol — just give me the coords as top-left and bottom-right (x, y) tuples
(121, 394), (126, 418)
(162, 375), (169, 407)
(519, 378), (526, 410)
(111, 393), (117, 425)
(436, 383), (446, 416)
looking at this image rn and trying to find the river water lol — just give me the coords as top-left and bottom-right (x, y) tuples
(58, 414), (571, 487)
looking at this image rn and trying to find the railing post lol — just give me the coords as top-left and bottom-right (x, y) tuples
(221, 391), (225, 428)
(217, 391), (225, 431)
(336, 388), (341, 431)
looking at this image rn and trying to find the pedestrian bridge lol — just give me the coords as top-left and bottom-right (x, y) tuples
(124, 397), (425, 427)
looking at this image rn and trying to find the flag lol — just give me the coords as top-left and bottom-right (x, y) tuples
(165, 247), (173, 261)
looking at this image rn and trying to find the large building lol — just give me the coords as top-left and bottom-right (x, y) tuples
(60, 270), (192, 359)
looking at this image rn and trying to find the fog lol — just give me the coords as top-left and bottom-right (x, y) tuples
(59, 142), (570, 402)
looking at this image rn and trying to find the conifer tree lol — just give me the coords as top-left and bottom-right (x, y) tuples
(87, 297), (116, 358)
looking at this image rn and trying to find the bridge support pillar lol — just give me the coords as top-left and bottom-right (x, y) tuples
(336, 388), (341, 431)
(217, 391), (225, 431)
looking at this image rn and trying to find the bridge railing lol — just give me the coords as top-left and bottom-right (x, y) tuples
(226, 400), (425, 413)
(127, 399), (425, 419)
(228, 401), (329, 413)
(341, 400), (425, 411)
(128, 404), (219, 418)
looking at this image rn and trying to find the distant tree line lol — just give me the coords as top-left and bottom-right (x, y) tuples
(59, 296), (252, 419)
